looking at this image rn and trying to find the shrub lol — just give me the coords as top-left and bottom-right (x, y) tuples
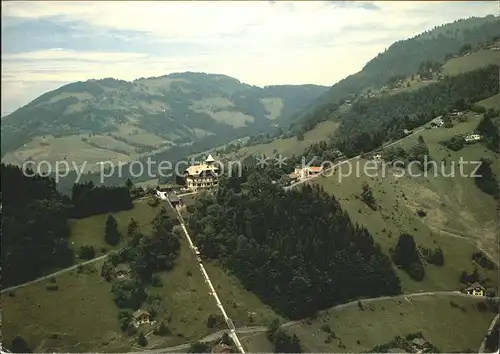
(79, 245), (96, 260)
(46, 284), (58, 291)
(321, 324), (332, 333)
(137, 332), (147, 347)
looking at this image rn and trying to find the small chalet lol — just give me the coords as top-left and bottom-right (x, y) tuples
(430, 117), (444, 127)
(212, 343), (232, 354)
(465, 282), (486, 296)
(450, 110), (464, 117)
(294, 166), (323, 179)
(114, 264), (132, 280)
(465, 133), (481, 143)
(168, 193), (181, 207)
(403, 129), (413, 135)
(288, 171), (299, 182)
(371, 154), (382, 161)
(411, 338), (428, 351)
(133, 309), (151, 327)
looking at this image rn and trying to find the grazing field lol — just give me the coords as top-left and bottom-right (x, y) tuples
(141, 235), (222, 350)
(442, 49), (500, 76)
(68, 199), (174, 260)
(203, 261), (283, 327)
(1, 260), (129, 353)
(229, 120), (340, 160)
(2, 218), (245, 352)
(312, 113), (499, 292)
(477, 94), (500, 111)
(285, 294), (496, 353)
(1, 134), (131, 171)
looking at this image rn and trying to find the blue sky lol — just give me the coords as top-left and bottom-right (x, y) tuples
(1, 1), (498, 116)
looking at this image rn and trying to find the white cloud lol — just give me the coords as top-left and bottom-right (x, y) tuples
(1, 1), (498, 114)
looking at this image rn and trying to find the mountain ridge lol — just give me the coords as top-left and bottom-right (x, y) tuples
(1, 72), (328, 165)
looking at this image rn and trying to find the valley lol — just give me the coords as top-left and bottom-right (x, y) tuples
(2, 10), (500, 354)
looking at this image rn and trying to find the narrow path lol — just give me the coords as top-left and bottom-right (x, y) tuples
(478, 313), (499, 353)
(1, 254), (108, 294)
(285, 128), (425, 191)
(168, 202), (246, 353)
(141, 290), (495, 353)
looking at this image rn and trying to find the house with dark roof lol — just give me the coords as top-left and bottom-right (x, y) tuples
(168, 193), (181, 207)
(132, 309), (151, 327)
(465, 282), (486, 296)
(411, 337), (428, 352)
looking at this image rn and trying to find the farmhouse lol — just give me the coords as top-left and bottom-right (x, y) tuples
(450, 109), (464, 117)
(185, 154), (219, 190)
(410, 337), (429, 353)
(464, 133), (481, 143)
(294, 166), (323, 179)
(133, 309), (151, 327)
(465, 282), (486, 296)
(430, 117), (444, 127)
(114, 264), (132, 280)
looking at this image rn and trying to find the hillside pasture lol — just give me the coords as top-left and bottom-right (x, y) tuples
(442, 49), (500, 76)
(230, 120), (340, 160)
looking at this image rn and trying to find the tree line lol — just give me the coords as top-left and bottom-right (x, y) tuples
(1, 163), (135, 287)
(186, 170), (401, 319)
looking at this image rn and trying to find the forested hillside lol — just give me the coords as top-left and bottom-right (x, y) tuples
(1, 163), (134, 287)
(292, 15), (500, 132)
(334, 65), (499, 156)
(1, 72), (327, 165)
(186, 172), (401, 319)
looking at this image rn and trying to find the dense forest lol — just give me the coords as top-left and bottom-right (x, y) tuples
(71, 181), (133, 218)
(292, 16), (500, 132)
(1, 164), (74, 287)
(333, 65), (499, 157)
(1, 163), (136, 287)
(186, 171), (401, 319)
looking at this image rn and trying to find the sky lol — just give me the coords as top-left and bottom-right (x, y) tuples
(1, 1), (498, 116)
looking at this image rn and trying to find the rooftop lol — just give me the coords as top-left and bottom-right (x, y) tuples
(133, 309), (150, 319)
(205, 154), (215, 163)
(466, 282), (485, 291)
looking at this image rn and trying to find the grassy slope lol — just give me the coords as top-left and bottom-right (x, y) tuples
(478, 93), (500, 110)
(287, 295), (495, 352)
(1, 260), (128, 353)
(2, 197), (280, 352)
(311, 112), (499, 293)
(442, 49), (500, 76)
(68, 199), (170, 259)
(228, 120), (340, 160)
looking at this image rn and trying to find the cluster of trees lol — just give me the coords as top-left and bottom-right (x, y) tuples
(102, 208), (180, 313)
(105, 215), (121, 245)
(474, 159), (499, 198)
(476, 111), (500, 152)
(71, 181), (133, 218)
(1, 164), (74, 287)
(267, 319), (302, 353)
(439, 135), (465, 151)
(472, 251), (496, 270)
(361, 182), (377, 210)
(421, 247), (444, 266)
(333, 65), (498, 157)
(292, 18), (500, 134)
(187, 171), (401, 319)
(391, 234), (425, 281)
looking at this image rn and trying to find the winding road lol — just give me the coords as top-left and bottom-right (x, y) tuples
(140, 290), (497, 353)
